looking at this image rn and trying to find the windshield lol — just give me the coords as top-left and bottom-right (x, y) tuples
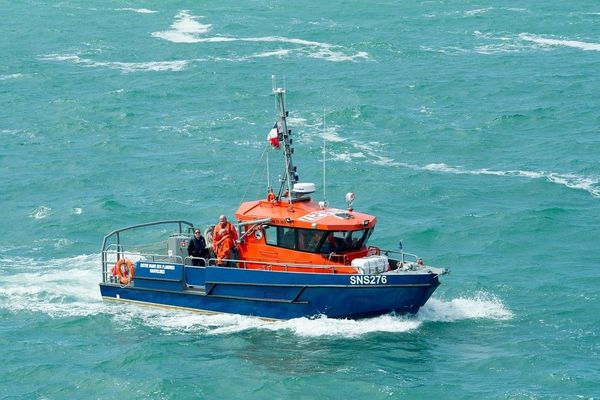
(316, 229), (372, 253)
(266, 226), (373, 253)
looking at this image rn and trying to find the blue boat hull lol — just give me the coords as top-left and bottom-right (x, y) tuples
(100, 265), (440, 319)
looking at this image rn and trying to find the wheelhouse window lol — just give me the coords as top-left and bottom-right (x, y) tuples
(264, 226), (373, 253)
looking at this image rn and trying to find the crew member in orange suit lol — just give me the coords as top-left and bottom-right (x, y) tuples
(213, 215), (238, 266)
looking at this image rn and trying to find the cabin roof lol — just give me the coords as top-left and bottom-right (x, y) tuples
(235, 198), (376, 230)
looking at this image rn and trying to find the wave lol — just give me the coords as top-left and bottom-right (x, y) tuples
(425, 7), (527, 19)
(330, 152), (367, 162)
(317, 130), (600, 199)
(25, 206), (81, 221)
(0, 73), (24, 81)
(116, 7), (157, 14)
(321, 126), (346, 143)
(285, 116), (308, 126)
(428, 31), (600, 55)
(422, 31), (523, 55)
(324, 143), (600, 199)
(417, 163), (600, 199)
(235, 49), (292, 60)
(463, 7), (527, 16)
(267, 112), (600, 200)
(151, 10), (212, 43)
(39, 54), (188, 72)
(332, 139), (399, 167)
(151, 10), (369, 62)
(519, 33), (600, 52)
(29, 206), (52, 219)
(464, 8), (494, 17)
(40, 9), (368, 73)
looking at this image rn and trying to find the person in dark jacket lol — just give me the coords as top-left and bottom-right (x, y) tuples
(188, 229), (209, 266)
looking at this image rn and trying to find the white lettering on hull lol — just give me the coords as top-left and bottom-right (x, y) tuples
(139, 262), (176, 275)
(349, 275), (388, 285)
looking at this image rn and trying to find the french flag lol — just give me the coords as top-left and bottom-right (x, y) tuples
(267, 122), (280, 149)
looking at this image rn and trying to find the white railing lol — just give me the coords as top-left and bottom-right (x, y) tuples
(103, 246), (424, 283)
(102, 246), (184, 282)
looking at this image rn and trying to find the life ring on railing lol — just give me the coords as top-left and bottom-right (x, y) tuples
(115, 258), (135, 285)
(267, 192), (275, 202)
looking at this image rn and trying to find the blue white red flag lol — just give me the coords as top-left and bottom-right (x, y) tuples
(267, 122), (280, 149)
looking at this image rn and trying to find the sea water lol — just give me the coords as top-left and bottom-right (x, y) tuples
(1, 1), (599, 398)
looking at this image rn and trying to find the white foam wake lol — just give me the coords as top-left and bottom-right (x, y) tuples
(417, 294), (513, 322)
(151, 10), (369, 62)
(0, 254), (104, 318)
(39, 54), (188, 72)
(519, 33), (600, 52)
(122, 293), (512, 338)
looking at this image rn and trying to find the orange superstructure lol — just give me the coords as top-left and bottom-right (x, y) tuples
(234, 194), (378, 274)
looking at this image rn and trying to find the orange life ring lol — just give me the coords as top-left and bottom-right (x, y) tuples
(267, 192), (275, 202)
(115, 258), (135, 285)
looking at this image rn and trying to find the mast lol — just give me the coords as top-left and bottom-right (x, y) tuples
(274, 87), (298, 200)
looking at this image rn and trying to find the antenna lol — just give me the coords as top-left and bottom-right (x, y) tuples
(272, 75), (277, 111)
(322, 108), (327, 202)
(266, 150), (270, 190)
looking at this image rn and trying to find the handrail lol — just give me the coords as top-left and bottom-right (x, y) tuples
(380, 249), (419, 264)
(102, 244), (429, 284)
(184, 256), (208, 266)
(101, 219), (194, 251)
(104, 249), (184, 263)
(102, 248), (185, 282)
(101, 220), (194, 282)
(107, 252), (343, 272)
(206, 257), (337, 273)
(237, 217), (272, 243)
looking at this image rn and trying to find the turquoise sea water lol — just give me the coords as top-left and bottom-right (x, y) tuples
(1, 1), (599, 398)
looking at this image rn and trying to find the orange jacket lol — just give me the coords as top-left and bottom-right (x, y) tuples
(212, 222), (238, 253)
(216, 235), (234, 265)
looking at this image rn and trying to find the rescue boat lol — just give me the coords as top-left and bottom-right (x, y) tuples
(99, 87), (448, 319)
